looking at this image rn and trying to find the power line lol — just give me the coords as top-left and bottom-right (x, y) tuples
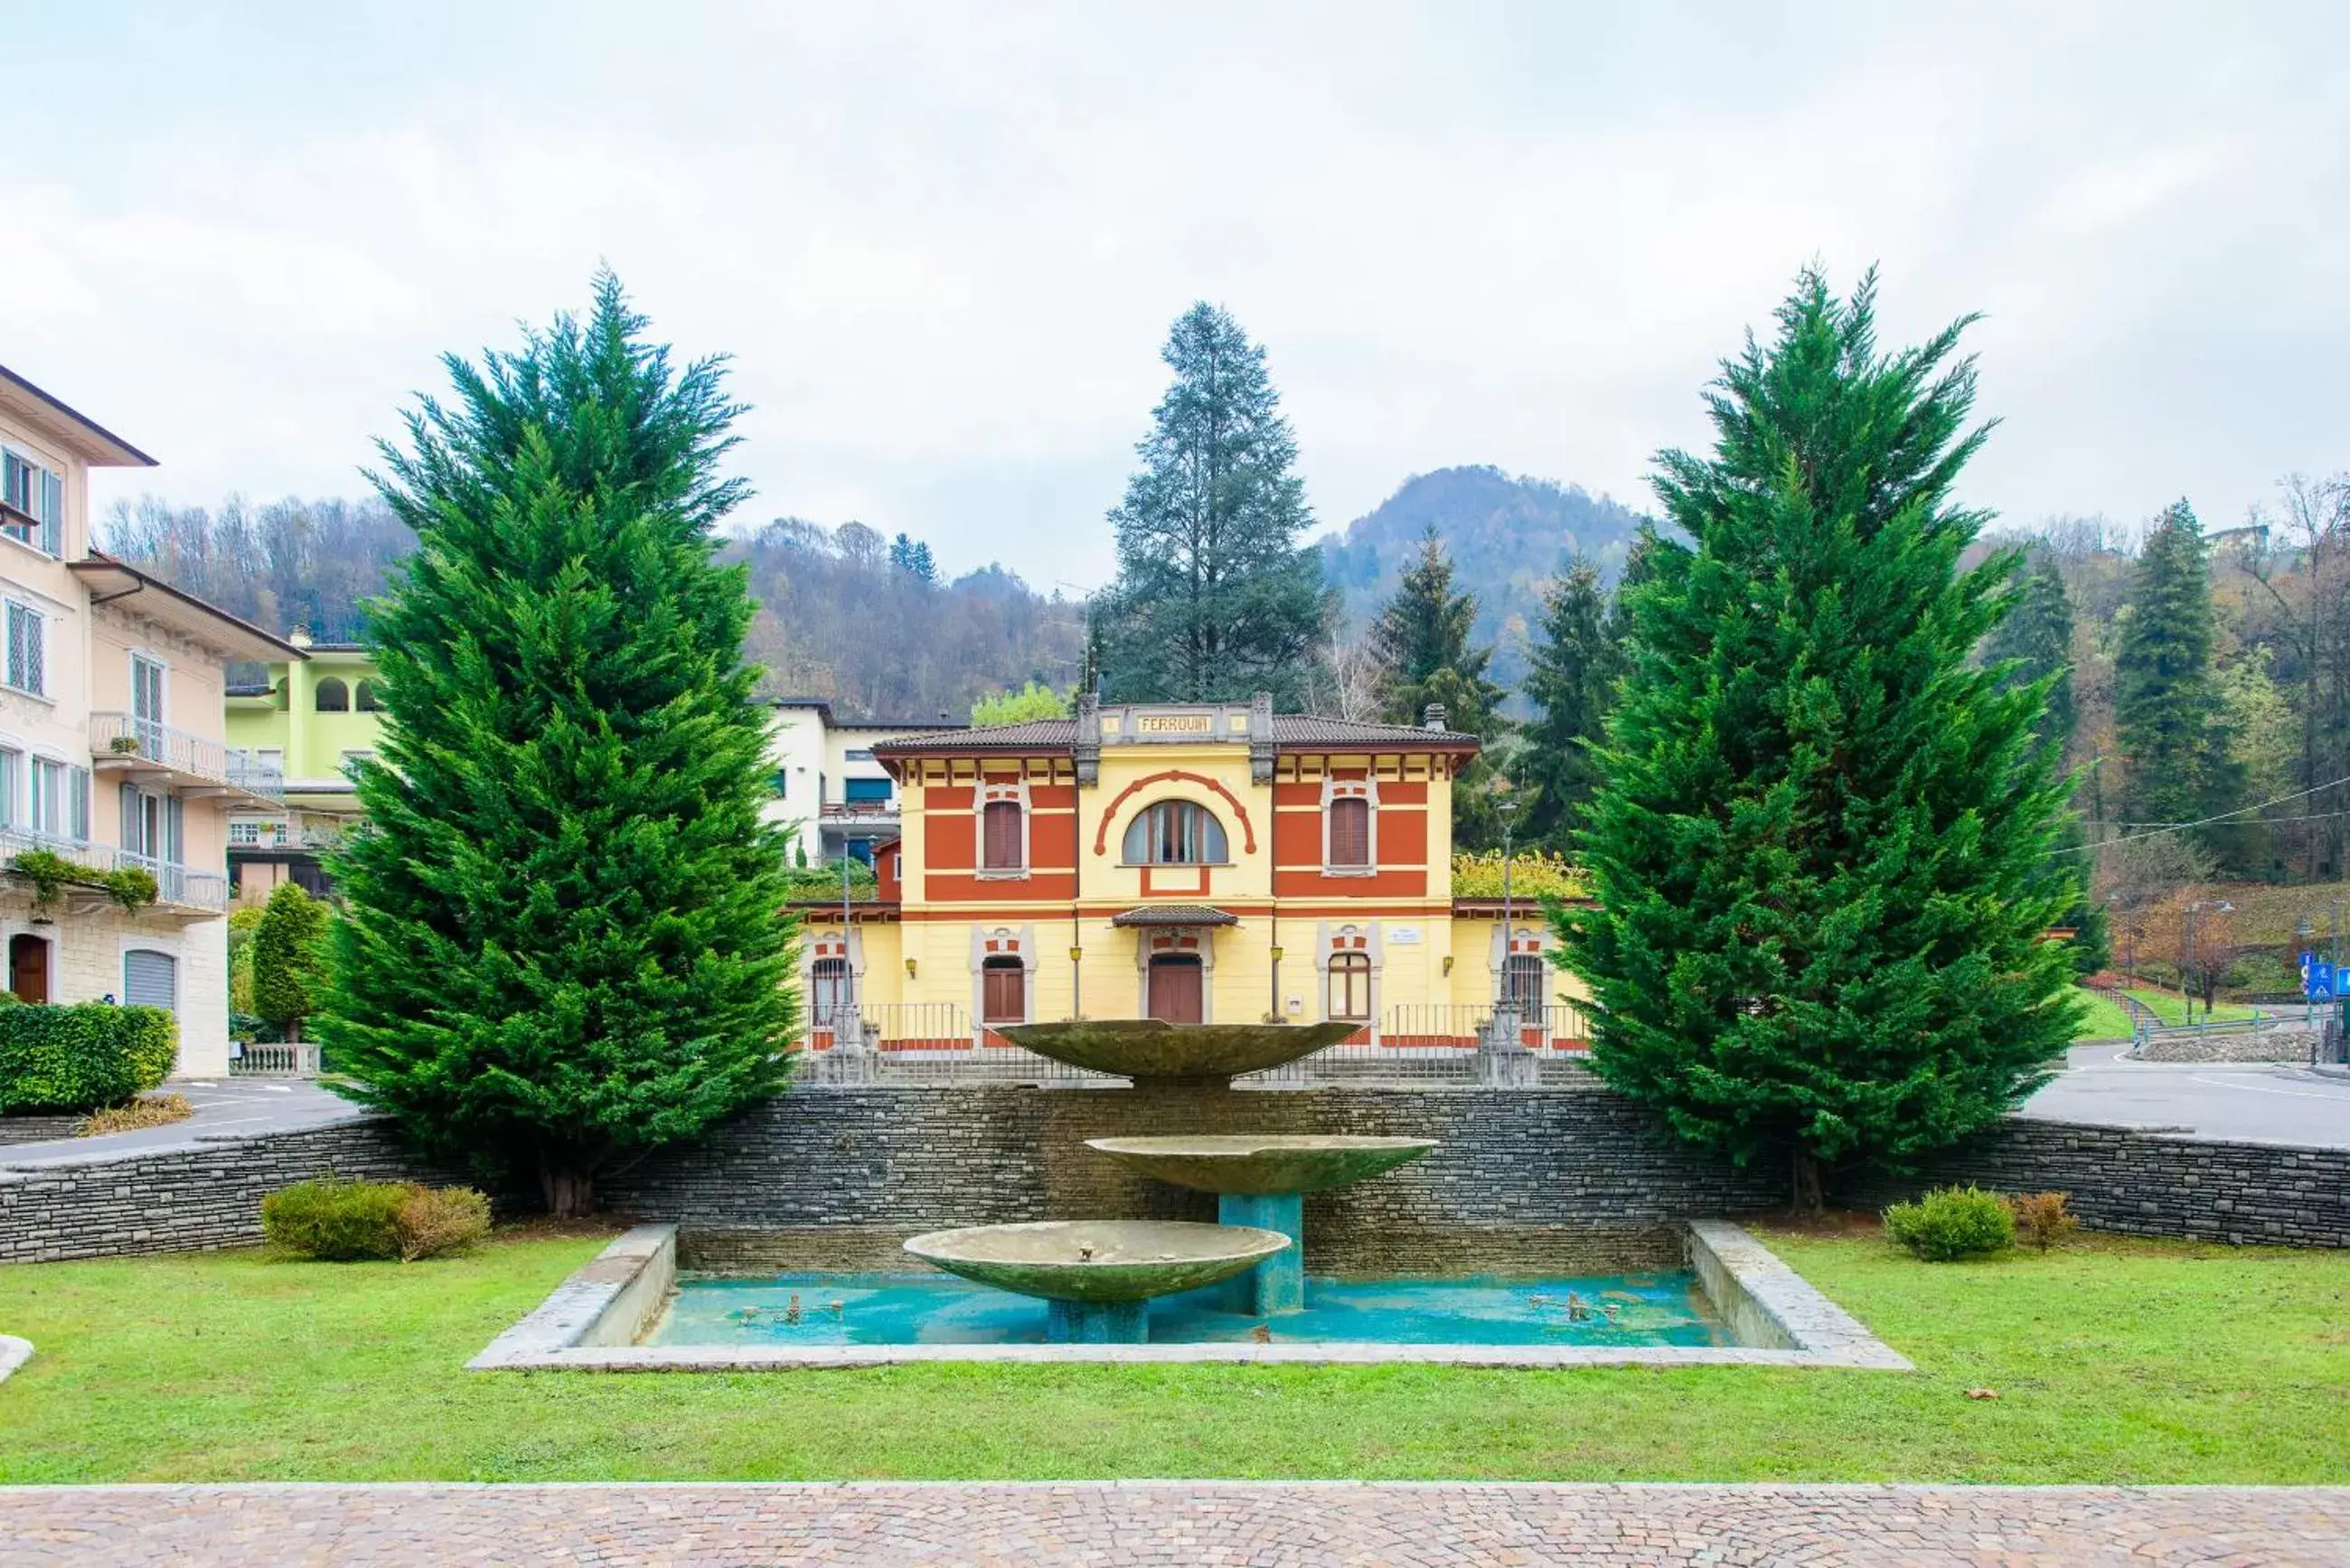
(2056, 773), (2350, 856)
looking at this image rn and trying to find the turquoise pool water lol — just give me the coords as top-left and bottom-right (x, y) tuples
(646, 1271), (1731, 1347)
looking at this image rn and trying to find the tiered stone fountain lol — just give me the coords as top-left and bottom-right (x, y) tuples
(901, 1020), (1438, 1342)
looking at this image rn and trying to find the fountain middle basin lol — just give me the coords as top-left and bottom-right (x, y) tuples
(902, 1219), (1291, 1343)
(995, 1019), (1361, 1083)
(1086, 1135), (1441, 1316)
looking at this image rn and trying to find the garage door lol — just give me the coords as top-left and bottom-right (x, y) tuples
(123, 948), (177, 1011)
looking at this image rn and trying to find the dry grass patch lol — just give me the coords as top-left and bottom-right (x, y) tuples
(76, 1094), (192, 1137)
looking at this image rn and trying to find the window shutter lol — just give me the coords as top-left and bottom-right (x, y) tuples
(166, 793), (184, 864)
(1330, 798), (1370, 867)
(23, 607), (42, 697)
(120, 784), (139, 853)
(123, 949), (178, 1011)
(68, 766), (88, 841)
(982, 802), (1021, 869)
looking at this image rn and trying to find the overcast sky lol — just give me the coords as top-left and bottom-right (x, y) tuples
(7, 3), (2345, 589)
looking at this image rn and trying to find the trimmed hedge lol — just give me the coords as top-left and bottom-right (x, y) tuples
(0, 1001), (178, 1113)
(261, 1176), (492, 1262)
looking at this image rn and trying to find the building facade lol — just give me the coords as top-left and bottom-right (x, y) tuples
(222, 635), (384, 902)
(766, 699), (961, 867)
(805, 695), (1586, 1050)
(0, 365), (303, 1075)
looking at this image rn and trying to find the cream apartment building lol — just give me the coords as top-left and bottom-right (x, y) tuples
(0, 365), (303, 1076)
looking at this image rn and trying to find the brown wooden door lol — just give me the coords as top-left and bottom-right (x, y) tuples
(1148, 955), (1203, 1023)
(9, 934), (48, 1004)
(982, 961), (1026, 1025)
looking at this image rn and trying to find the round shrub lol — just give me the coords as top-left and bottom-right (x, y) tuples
(262, 1176), (493, 1262)
(1884, 1185), (2016, 1262)
(0, 1002), (178, 1113)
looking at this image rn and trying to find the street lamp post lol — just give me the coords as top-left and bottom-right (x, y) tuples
(1497, 798), (1520, 1015)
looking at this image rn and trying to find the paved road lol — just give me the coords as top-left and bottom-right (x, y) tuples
(2021, 1044), (2350, 1149)
(0, 1080), (359, 1169)
(0, 1482), (2342, 1566)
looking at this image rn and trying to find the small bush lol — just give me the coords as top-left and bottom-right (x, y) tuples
(78, 1093), (193, 1136)
(0, 1002), (178, 1113)
(1884, 1185), (2016, 1262)
(395, 1185), (492, 1261)
(2007, 1190), (2079, 1253)
(263, 1176), (493, 1262)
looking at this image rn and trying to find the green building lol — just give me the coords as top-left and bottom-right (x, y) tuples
(221, 634), (385, 903)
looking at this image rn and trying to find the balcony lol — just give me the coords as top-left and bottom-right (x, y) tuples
(819, 798), (899, 828)
(0, 827), (229, 915)
(89, 713), (285, 805)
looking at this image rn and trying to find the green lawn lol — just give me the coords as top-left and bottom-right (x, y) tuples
(1, 1228), (2344, 1483)
(2122, 987), (2259, 1027)
(2072, 989), (2136, 1041)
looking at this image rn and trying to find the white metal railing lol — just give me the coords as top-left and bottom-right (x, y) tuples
(90, 712), (286, 803)
(0, 828), (228, 912)
(794, 998), (1597, 1089)
(115, 850), (230, 912)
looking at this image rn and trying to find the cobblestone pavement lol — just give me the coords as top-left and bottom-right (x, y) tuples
(1, 1482), (2345, 1566)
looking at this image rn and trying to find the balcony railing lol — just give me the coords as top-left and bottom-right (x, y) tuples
(0, 828), (228, 913)
(819, 799), (899, 819)
(89, 713), (285, 803)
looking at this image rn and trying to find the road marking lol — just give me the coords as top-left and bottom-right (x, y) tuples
(2185, 1074), (2350, 1102)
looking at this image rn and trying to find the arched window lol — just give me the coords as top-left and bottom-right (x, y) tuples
(981, 955), (1026, 1024)
(1328, 796), (1371, 868)
(1327, 951), (1371, 1021)
(314, 677), (349, 712)
(354, 680), (385, 712)
(810, 956), (851, 1029)
(1122, 801), (1229, 865)
(981, 800), (1022, 871)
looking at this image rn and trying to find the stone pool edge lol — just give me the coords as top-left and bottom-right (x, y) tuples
(469, 1221), (1911, 1373)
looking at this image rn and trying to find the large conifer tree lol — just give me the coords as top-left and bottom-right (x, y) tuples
(1512, 557), (1620, 852)
(322, 274), (798, 1216)
(1099, 303), (1330, 704)
(1979, 549), (2076, 755)
(2115, 502), (2239, 840)
(1557, 270), (2080, 1210)
(1372, 530), (1509, 847)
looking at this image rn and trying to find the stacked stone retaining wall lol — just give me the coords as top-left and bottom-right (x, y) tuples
(1833, 1118), (2349, 1248)
(4, 1088), (2344, 1264)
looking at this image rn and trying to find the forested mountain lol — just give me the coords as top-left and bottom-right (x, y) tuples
(97, 498), (1086, 722)
(1319, 465), (1652, 692)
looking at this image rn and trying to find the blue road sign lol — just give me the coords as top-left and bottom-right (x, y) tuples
(2303, 953), (2336, 1002)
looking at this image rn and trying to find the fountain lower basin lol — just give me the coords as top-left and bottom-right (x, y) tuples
(994, 1019), (1361, 1083)
(901, 1219), (1291, 1342)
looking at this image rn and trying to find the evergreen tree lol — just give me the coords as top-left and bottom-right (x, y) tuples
(1371, 529), (1509, 847)
(889, 532), (938, 584)
(1557, 269), (2081, 1211)
(2115, 502), (2239, 840)
(1512, 556), (1619, 852)
(250, 882), (331, 1043)
(1098, 303), (1330, 705)
(321, 273), (798, 1216)
(1979, 549), (2075, 755)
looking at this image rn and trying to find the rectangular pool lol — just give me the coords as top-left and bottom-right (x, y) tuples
(645, 1270), (1732, 1348)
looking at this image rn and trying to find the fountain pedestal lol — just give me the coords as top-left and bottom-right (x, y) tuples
(1045, 1299), (1150, 1342)
(1216, 1192), (1304, 1314)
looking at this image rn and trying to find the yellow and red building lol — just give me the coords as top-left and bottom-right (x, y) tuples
(801, 694), (1588, 1054)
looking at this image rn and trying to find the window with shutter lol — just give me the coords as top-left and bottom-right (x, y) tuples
(124, 949), (178, 1012)
(0, 747), (16, 828)
(5, 602), (43, 696)
(981, 957), (1026, 1024)
(981, 801), (1023, 870)
(1329, 797), (1371, 868)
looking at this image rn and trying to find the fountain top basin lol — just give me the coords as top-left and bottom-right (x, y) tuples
(995, 1019), (1360, 1081)
(902, 1220), (1292, 1304)
(1086, 1134), (1440, 1195)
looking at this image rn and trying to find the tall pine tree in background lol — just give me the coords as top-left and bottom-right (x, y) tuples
(1511, 557), (1619, 852)
(1098, 304), (1330, 704)
(323, 274), (798, 1216)
(2115, 502), (2239, 843)
(1558, 270), (2080, 1210)
(1979, 549), (2076, 755)
(1371, 529), (1509, 848)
